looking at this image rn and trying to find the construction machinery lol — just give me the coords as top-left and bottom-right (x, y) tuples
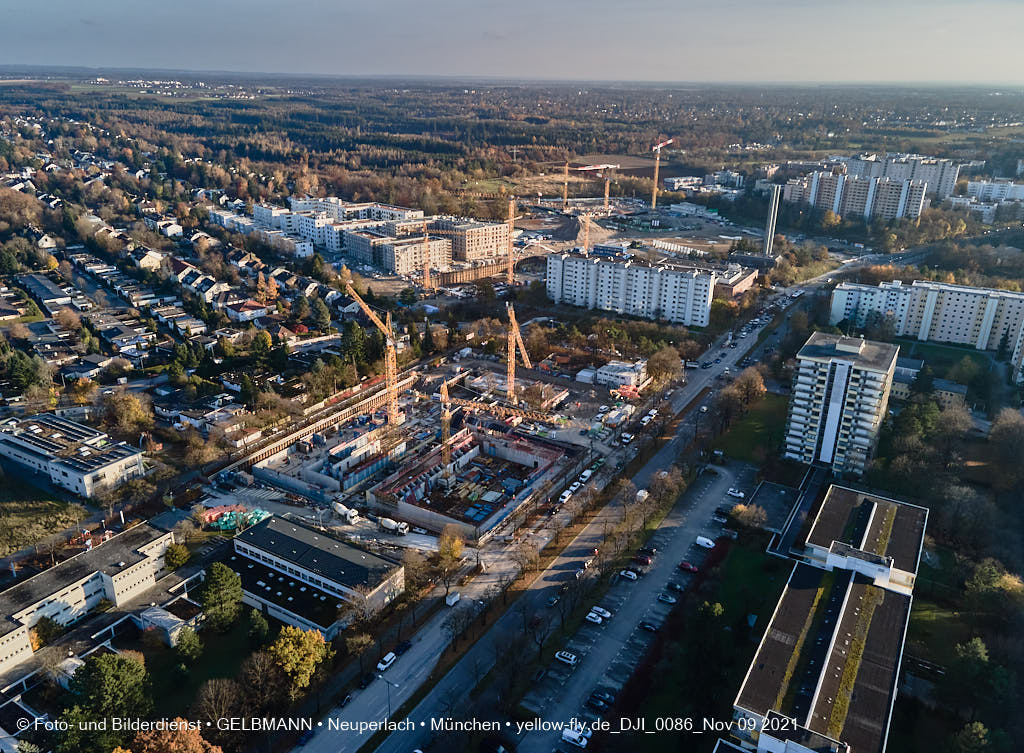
(575, 164), (620, 212)
(345, 282), (400, 426)
(506, 301), (531, 401)
(562, 161), (570, 210)
(650, 138), (674, 210)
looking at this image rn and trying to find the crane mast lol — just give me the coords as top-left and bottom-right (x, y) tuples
(345, 282), (400, 426)
(650, 138), (674, 210)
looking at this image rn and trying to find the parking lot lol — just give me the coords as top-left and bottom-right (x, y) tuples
(517, 461), (758, 752)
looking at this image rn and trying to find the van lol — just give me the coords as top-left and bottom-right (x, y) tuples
(376, 652), (396, 672)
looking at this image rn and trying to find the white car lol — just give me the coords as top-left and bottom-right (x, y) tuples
(569, 482), (582, 493)
(559, 490), (573, 504)
(620, 569), (639, 581)
(562, 727), (589, 748)
(555, 650), (578, 667)
(621, 433), (634, 445)
(585, 612), (603, 625)
(579, 469), (593, 482)
(376, 652), (396, 672)
(727, 488), (745, 499)
(590, 606), (612, 619)
(695, 536), (716, 549)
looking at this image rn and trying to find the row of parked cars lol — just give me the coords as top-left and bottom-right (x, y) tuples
(557, 458), (605, 505)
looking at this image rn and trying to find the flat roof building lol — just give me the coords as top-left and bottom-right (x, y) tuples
(232, 516), (404, 636)
(0, 414), (146, 498)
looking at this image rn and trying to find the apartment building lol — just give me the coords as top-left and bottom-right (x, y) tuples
(784, 172), (926, 221)
(784, 333), (898, 476)
(831, 279), (1024, 354)
(381, 236), (452, 276)
(546, 253), (716, 326)
(966, 179), (1024, 202)
(846, 152), (961, 198)
(0, 414), (146, 498)
(433, 217), (510, 261)
(0, 523), (173, 675)
(232, 516), (404, 638)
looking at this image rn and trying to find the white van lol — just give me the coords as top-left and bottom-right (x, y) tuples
(376, 652), (396, 672)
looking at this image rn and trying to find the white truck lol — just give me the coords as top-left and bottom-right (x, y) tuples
(379, 517), (410, 535)
(331, 501), (359, 525)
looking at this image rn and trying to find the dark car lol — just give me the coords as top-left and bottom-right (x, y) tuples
(667, 581), (685, 593)
(633, 554), (652, 566)
(546, 594), (561, 608)
(591, 688), (616, 705)
(637, 546), (657, 556)
(586, 696), (610, 713)
(339, 693), (352, 708)
(638, 621), (659, 632)
(358, 673), (374, 689)
(678, 561), (698, 573)
(395, 640), (413, 656)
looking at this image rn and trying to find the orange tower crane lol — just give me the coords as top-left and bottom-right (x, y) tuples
(506, 301), (531, 401)
(506, 197), (521, 286)
(345, 281), (399, 426)
(420, 222), (433, 291)
(575, 164), (620, 211)
(650, 138), (674, 210)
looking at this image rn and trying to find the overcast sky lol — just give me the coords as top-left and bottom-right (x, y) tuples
(3, 0), (1023, 83)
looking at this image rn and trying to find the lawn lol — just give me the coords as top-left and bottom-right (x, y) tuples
(0, 471), (87, 557)
(906, 599), (973, 666)
(713, 393), (789, 463)
(626, 540), (788, 753)
(895, 340), (990, 380)
(117, 619), (266, 717)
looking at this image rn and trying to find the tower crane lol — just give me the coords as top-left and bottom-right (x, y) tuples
(650, 138), (674, 210)
(575, 164), (620, 212)
(345, 282), (400, 426)
(506, 197), (521, 286)
(562, 161), (570, 210)
(506, 301), (531, 402)
(421, 222), (433, 292)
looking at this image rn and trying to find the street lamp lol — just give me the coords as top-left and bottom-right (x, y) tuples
(378, 675), (399, 721)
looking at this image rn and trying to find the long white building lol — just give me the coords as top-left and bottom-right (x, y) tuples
(546, 254), (716, 326)
(830, 280), (1024, 381)
(783, 172), (927, 221)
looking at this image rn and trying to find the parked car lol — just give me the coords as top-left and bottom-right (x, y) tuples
(358, 673), (374, 689)
(585, 612), (603, 625)
(637, 546), (657, 556)
(695, 536), (716, 549)
(395, 640), (412, 656)
(590, 606), (612, 619)
(666, 581), (685, 593)
(619, 569), (639, 581)
(586, 695), (610, 712)
(727, 488), (745, 499)
(657, 593), (678, 605)
(678, 561), (698, 573)
(633, 554), (652, 566)
(376, 652), (396, 672)
(546, 594), (561, 608)
(638, 621), (659, 632)
(591, 688), (616, 705)
(555, 650), (579, 667)
(561, 727), (588, 748)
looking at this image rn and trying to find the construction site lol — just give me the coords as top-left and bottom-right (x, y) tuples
(242, 286), (599, 544)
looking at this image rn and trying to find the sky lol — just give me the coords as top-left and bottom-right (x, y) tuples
(3, 0), (1024, 84)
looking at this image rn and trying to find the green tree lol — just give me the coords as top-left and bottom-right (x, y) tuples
(399, 287), (417, 306)
(948, 721), (992, 753)
(267, 626), (334, 700)
(291, 295), (311, 322)
(247, 607), (270, 645)
(164, 543), (190, 570)
(311, 298), (331, 330)
(59, 654), (151, 752)
(200, 563), (243, 631)
(176, 627), (203, 663)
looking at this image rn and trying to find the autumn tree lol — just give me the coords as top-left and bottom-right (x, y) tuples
(647, 346), (682, 382)
(102, 390), (153, 435)
(132, 718), (223, 753)
(436, 525), (465, 596)
(267, 626), (335, 700)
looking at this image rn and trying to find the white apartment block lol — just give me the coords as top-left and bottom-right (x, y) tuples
(433, 217), (511, 262)
(546, 254), (716, 326)
(966, 179), (1024, 202)
(831, 278), (1024, 351)
(0, 414), (146, 498)
(785, 333), (898, 476)
(846, 153), (961, 198)
(784, 172), (927, 221)
(0, 523), (173, 676)
(383, 236), (452, 276)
